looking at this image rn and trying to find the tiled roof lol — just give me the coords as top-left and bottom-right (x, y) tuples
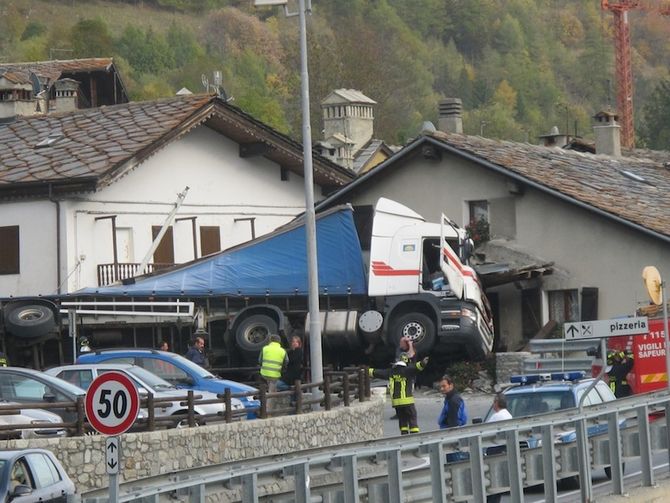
(0, 93), (353, 198)
(427, 131), (670, 239)
(0, 58), (115, 82)
(316, 131), (670, 241)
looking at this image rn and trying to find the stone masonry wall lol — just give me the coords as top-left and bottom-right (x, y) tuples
(1, 396), (384, 493)
(496, 351), (531, 384)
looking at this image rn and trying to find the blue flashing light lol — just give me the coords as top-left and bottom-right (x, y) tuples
(510, 371), (585, 385)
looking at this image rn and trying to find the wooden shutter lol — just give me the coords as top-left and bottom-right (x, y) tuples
(200, 226), (221, 256)
(0, 226), (19, 274)
(151, 226), (174, 265)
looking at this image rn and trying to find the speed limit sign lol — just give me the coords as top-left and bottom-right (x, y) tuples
(85, 371), (140, 435)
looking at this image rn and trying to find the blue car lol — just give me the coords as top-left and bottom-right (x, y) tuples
(77, 349), (259, 418)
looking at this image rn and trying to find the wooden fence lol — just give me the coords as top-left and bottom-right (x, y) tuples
(0, 368), (371, 437)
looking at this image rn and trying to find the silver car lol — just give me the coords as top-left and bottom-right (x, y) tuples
(0, 402), (66, 439)
(45, 363), (245, 427)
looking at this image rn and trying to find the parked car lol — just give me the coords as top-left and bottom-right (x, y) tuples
(0, 401), (66, 440)
(77, 349), (260, 418)
(0, 367), (88, 425)
(0, 448), (75, 502)
(45, 363), (246, 426)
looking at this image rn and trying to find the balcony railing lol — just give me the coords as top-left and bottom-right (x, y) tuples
(97, 262), (174, 286)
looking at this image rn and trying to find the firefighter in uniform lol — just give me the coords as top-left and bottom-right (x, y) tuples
(369, 353), (428, 434)
(259, 334), (288, 411)
(607, 350), (634, 398)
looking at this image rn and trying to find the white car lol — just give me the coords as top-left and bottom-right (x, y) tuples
(45, 363), (245, 427)
(0, 402), (66, 439)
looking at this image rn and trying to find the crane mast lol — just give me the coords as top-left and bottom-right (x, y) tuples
(601, 0), (670, 150)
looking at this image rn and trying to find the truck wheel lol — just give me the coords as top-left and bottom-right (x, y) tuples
(235, 314), (278, 353)
(391, 313), (436, 355)
(4, 304), (56, 339)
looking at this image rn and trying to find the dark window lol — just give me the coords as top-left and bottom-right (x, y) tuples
(521, 288), (542, 340)
(280, 167), (289, 181)
(200, 226), (221, 256)
(352, 205), (373, 251)
(0, 226), (19, 274)
(152, 226), (174, 265)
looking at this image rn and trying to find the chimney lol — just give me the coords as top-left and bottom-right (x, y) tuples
(438, 98), (463, 134)
(52, 78), (79, 113)
(538, 126), (569, 148)
(593, 110), (621, 157)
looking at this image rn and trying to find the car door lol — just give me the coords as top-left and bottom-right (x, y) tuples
(3, 373), (75, 422)
(25, 453), (69, 502)
(7, 454), (56, 502)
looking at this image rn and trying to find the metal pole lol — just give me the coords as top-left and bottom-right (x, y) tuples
(68, 308), (77, 364)
(663, 280), (670, 391)
(297, 0), (323, 392)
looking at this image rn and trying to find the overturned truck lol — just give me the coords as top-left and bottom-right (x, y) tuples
(1, 198), (494, 369)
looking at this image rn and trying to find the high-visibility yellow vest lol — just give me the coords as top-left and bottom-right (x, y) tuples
(260, 342), (286, 379)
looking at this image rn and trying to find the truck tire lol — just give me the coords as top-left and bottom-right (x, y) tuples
(235, 314), (278, 354)
(390, 312), (436, 356)
(4, 304), (56, 339)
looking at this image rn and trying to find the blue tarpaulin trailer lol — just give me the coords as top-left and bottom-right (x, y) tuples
(79, 206), (368, 297)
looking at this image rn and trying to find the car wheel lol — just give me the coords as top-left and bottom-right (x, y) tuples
(390, 312), (436, 355)
(174, 412), (201, 429)
(5, 304), (55, 338)
(235, 314), (277, 354)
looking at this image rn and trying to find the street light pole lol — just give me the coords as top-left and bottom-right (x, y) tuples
(254, 0), (322, 390)
(296, 0), (324, 391)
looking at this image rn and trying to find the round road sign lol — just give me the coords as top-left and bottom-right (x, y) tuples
(85, 371), (140, 435)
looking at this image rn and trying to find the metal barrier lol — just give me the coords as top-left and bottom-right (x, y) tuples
(79, 389), (670, 503)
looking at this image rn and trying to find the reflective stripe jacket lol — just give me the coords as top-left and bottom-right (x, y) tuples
(368, 360), (426, 407)
(260, 341), (288, 379)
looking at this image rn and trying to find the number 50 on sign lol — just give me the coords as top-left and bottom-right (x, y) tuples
(85, 372), (140, 436)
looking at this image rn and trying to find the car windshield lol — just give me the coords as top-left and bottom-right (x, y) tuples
(506, 390), (575, 417)
(125, 367), (175, 391)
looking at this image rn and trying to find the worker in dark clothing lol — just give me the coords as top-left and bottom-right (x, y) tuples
(278, 335), (304, 391)
(369, 353), (428, 434)
(607, 350), (634, 398)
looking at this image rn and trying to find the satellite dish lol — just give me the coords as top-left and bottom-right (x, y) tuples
(642, 266), (663, 306)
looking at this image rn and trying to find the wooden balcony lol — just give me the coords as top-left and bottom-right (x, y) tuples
(97, 263), (174, 286)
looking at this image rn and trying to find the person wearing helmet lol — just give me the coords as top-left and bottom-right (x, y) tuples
(368, 353), (429, 434)
(607, 349), (633, 398)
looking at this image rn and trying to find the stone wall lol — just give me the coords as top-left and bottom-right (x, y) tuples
(1, 396), (385, 493)
(496, 351), (531, 384)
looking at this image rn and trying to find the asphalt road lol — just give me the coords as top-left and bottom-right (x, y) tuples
(380, 384), (494, 437)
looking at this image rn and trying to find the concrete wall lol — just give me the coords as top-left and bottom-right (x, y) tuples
(0, 396), (384, 493)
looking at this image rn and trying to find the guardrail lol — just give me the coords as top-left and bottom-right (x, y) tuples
(80, 388), (670, 503)
(525, 338), (596, 374)
(0, 369), (369, 436)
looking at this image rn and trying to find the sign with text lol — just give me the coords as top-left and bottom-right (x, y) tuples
(564, 317), (649, 339)
(85, 371), (140, 436)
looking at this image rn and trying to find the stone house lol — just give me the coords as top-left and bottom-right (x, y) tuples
(0, 58), (128, 121)
(316, 100), (670, 351)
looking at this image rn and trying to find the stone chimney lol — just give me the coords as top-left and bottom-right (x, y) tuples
(52, 78), (79, 113)
(538, 126), (569, 148)
(438, 98), (463, 134)
(593, 110), (621, 157)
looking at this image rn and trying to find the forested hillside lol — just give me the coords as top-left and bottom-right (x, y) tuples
(2, 0), (670, 149)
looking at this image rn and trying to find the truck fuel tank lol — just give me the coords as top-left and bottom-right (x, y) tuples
(306, 310), (362, 351)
